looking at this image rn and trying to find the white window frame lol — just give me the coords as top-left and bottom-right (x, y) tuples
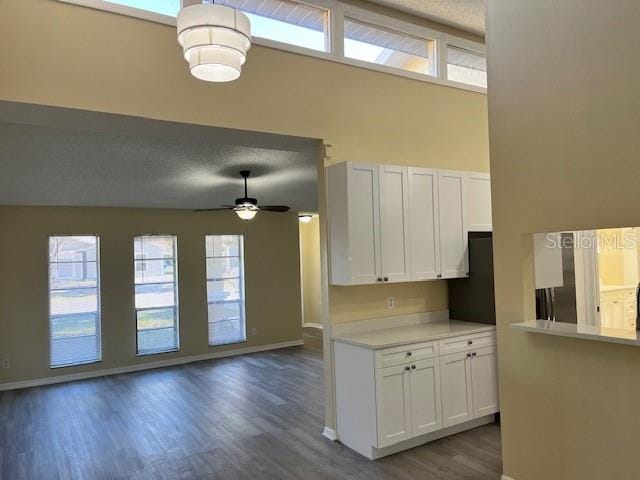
(56, 0), (486, 94)
(48, 234), (102, 368)
(133, 234), (180, 356)
(442, 34), (487, 90)
(205, 235), (247, 347)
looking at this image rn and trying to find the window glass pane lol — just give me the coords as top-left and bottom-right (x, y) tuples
(447, 45), (487, 88)
(344, 18), (434, 76)
(135, 236), (175, 260)
(105, 0), (329, 51)
(134, 235), (178, 354)
(206, 235), (246, 346)
(207, 279), (241, 303)
(135, 259), (175, 284)
(50, 261), (98, 289)
(49, 236), (101, 367)
(206, 257), (240, 280)
(50, 288), (98, 316)
(137, 308), (177, 354)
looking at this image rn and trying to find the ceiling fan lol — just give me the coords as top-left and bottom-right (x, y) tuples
(194, 170), (291, 221)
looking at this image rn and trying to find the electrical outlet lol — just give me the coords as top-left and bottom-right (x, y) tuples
(387, 297), (395, 309)
(1, 359), (9, 369)
(251, 327), (258, 336)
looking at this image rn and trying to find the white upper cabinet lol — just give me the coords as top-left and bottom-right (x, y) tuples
(327, 162), (490, 285)
(466, 172), (492, 232)
(437, 170), (469, 279)
(327, 162), (380, 285)
(379, 165), (411, 283)
(408, 168), (440, 281)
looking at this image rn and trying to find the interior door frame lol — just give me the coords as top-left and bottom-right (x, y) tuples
(573, 230), (600, 327)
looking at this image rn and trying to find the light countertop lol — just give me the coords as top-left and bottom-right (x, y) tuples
(332, 320), (496, 349)
(511, 320), (640, 346)
(600, 285), (636, 293)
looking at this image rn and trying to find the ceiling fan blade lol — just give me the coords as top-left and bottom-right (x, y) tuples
(193, 206), (235, 212)
(258, 205), (291, 212)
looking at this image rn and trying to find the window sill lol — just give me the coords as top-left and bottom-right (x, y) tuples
(50, 359), (102, 369)
(209, 339), (248, 348)
(136, 348), (180, 357)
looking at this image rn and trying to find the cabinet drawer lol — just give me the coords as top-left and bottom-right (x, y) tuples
(375, 341), (438, 369)
(438, 331), (496, 355)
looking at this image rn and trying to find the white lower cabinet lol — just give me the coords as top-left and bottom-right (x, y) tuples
(334, 330), (498, 459)
(441, 346), (499, 427)
(376, 364), (412, 447)
(440, 351), (473, 427)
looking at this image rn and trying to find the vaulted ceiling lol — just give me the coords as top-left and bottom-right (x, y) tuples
(368, 0), (485, 36)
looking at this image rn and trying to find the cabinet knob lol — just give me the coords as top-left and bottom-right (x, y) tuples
(437, 274), (442, 278)
(404, 366), (410, 371)
(406, 351), (412, 357)
(383, 277), (389, 282)
(471, 352), (477, 357)
(377, 277), (382, 282)
(467, 340), (473, 346)
(466, 353), (471, 358)
(411, 365), (416, 370)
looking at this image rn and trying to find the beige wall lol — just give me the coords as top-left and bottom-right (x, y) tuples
(0, 206), (302, 384)
(1, 0), (489, 325)
(488, 1), (640, 478)
(299, 216), (323, 326)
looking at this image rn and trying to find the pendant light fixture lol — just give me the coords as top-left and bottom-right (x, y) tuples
(177, 1), (251, 82)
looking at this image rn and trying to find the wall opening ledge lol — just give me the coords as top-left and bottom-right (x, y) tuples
(511, 320), (640, 347)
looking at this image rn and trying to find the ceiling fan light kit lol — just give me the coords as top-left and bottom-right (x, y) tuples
(194, 170), (291, 220)
(177, 2), (251, 82)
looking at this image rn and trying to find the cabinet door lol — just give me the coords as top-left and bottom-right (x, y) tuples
(409, 358), (442, 436)
(375, 364), (412, 448)
(440, 351), (473, 427)
(407, 167), (440, 281)
(470, 346), (499, 418)
(437, 170), (468, 279)
(466, 172), (492, 232)
(347, 163), (381, 284)
(378, 165), (411, 283)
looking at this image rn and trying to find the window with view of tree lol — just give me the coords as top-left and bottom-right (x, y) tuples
(206, 235), (246, 346)
(49, 236), (101, 367)
(134, 235), (179, 354)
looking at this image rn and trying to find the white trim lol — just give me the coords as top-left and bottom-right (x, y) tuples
(502, 476), (516, 480)
(0, 339), (304, 391)
(303, 322), (324, 330)
(55, 0), (486, 95)
(322, 426), (338, 441)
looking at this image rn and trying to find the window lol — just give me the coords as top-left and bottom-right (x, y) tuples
(58, 0), (486, 93)
(134, 235), (179, 354)
(206, 235), (246, 346)
(446, 44), (487, 88)
(344, 17), (435, 77)
(104, 0), (330, 52)
(49, 236), (101, 367)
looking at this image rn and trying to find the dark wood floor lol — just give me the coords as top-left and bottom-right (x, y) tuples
(0, 329), (502, 479)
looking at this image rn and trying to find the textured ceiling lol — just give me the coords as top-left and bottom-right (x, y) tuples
(0, 102), (319, 212)
(367, 0), (485, 35)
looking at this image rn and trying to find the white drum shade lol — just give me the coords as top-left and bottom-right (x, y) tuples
(177, 4), (251, 82)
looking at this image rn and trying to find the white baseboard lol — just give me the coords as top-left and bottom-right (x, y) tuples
(0, 339), (304, 392)
(322, 426), (338, 441)
(303, 323), (324, 330)
(502, 476), (515, 480)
